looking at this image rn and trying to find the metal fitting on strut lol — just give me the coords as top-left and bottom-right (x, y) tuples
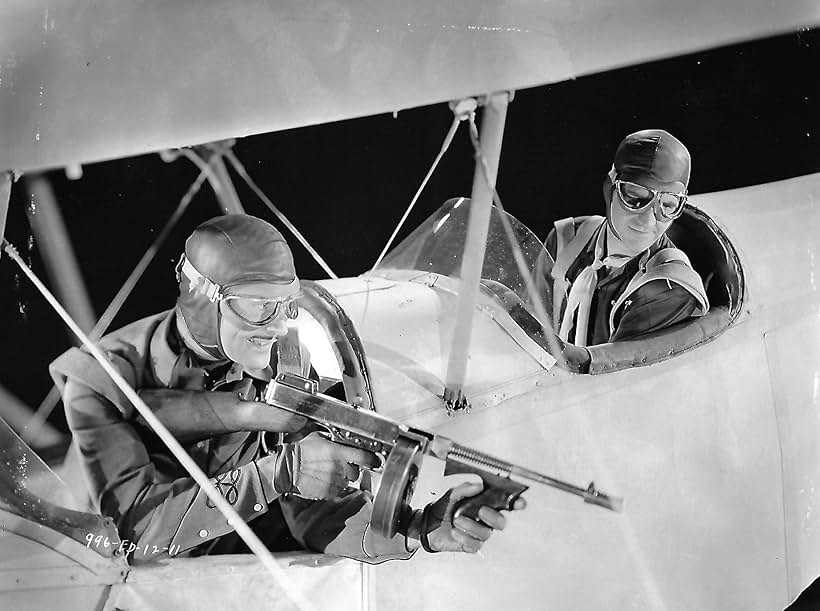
(449, 98), (478, 122)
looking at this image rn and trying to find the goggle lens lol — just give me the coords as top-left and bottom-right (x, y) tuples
(615, 180), (686, 220)
(223, 295), (299, 325)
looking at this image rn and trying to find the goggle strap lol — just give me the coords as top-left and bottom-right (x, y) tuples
(178, 255), (223, 303)
(177, 254), (301, 307)
(286, 299), (299, 319)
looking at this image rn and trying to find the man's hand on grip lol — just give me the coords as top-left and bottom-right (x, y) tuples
(419, 481), (526, 553)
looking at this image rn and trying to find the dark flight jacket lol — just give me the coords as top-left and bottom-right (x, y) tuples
(545, 216), (708, 346)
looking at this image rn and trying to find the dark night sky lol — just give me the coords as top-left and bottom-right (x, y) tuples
(1, 27), (818, 428)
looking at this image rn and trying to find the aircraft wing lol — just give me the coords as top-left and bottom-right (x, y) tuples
(1, 0), (817, 173)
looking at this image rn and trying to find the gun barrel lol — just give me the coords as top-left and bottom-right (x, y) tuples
(447, 441), (623, 513)
(511, 465), (623, 512)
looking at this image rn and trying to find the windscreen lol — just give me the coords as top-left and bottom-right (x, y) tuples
(376, 197), (553, 305)
(0, 416), (83, 515)
(0, 415), (120, 554)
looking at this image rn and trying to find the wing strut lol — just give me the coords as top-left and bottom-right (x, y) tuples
(442, 92), (510, 413)
(25, 174), (96, 335)
(172, 142), (246, 215)
(168, 141), (339, 279)
(26, 165), (211, 444)
(0, 175), (64, 444)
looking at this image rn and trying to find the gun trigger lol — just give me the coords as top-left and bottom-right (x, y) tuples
(318, 427), (343, 443)
(371, 452), (386, 473)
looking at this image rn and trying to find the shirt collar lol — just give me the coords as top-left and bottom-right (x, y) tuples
(150, 310), (227, 388)
(223, 362), (273, 384)
(149, 311), (183, 388)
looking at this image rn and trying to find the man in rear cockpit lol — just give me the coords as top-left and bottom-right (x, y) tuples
(545, 129), (709, 366)
(51, 214), (521, 564)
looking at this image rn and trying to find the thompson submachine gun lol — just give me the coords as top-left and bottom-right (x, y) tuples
(263, 372), (623, 538)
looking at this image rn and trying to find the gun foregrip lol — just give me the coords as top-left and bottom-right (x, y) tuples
(452, 472), (528, 523)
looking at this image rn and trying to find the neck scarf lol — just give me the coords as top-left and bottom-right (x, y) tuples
(558, 227), (632, 347)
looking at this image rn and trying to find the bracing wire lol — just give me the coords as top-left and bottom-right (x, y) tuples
(223, 150), (339, 280)
(93, 168), (208, 338)
(2, 238), (316, 611)
(180, 146), (244, 214)
(179, 148), (224, 187)
(370, 114), (463, 271)
(465, 113), (569, 370)
(25, 167), (210, 440)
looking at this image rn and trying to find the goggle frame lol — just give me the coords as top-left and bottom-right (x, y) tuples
(614, 179), (687, 221)
(220, 293), (300, 327)
(175, 255), (301, 326)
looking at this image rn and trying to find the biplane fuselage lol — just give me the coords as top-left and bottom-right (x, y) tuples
(1, 2), (819, 610)
(321, 173), (820, 610)
(2, 173), (819, 610)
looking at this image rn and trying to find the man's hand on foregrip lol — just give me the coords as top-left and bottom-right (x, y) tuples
(136, 389), (308, 442)
(415, 482), (526, 553)
(259, 432), (381, 501)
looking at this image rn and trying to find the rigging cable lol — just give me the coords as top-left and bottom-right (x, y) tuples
(179, 145), (244, 214)
(464, 112), (569, 370)
(224, 150), (339, 280)
(370, 99), (476, 271)
(1, 237), (316, 611)
(178, 147), (223, 185)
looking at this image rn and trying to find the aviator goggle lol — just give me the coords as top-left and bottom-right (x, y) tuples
(177, 255), (300, 326)
(614, 179), (687, 221)
(221, 292), (300, 326)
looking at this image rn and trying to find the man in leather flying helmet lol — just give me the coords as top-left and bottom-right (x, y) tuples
(52, 214), (523, 563)
(545, 129), (709, 369)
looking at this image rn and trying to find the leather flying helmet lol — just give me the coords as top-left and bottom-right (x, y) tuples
(175, 214), (298, 359)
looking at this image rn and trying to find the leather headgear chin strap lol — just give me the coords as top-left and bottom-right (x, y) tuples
(603, 129), (691, 241)
(174, 214), (298, 361)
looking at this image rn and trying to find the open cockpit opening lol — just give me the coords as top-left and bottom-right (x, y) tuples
(581, 203), (746, 373)
(374, 197), (746, 375)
